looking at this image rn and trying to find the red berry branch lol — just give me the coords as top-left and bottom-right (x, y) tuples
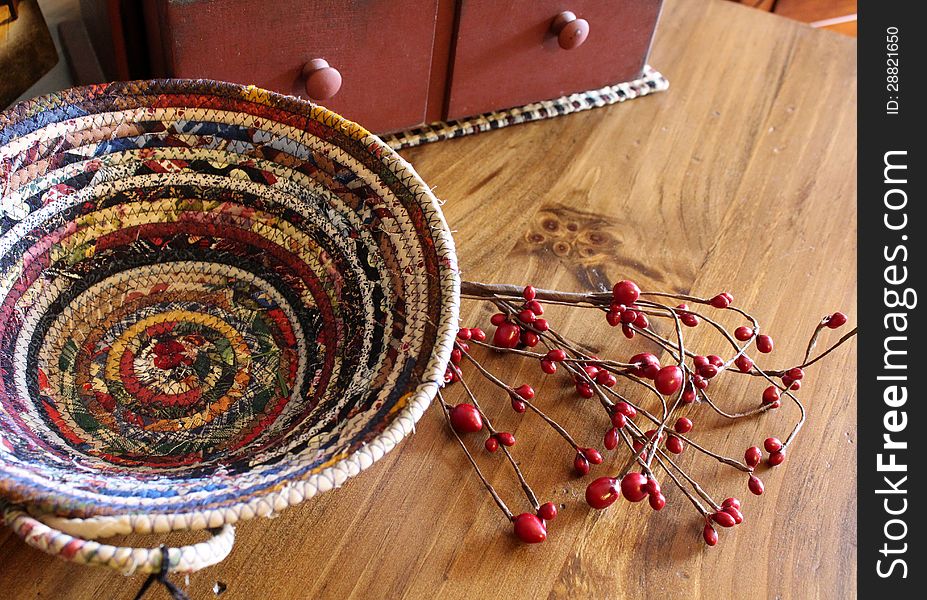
(437, 279), (856, 546)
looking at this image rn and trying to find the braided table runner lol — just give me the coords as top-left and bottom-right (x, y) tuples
(382, 66), (668, 150)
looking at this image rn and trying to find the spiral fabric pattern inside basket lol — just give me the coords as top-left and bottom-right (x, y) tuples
(0, 80), (459, 532)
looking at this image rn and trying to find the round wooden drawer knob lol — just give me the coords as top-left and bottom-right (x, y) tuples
(302, 59), (342, 100)
(551, 11), (590, 50)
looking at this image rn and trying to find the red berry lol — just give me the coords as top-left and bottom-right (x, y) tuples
(762, 386), (780, 405)
(521, 331), (540, 347)
(615, 401), (637, 418)
(622, 324), (635, 339)
(724, 506), (744, 524)
(451, 348), (462, 364)
(575, 383), (594, 398)
(644, 429), (665, 445)
(484, 437), (499, 452)
(649, 492), (666, 511)
(666, 435), (685, 454)
(583, 365), (600, 379)
(722, 497), (741, 510)
(712, 511), (737, 528)
(735, 355), (753, 373)
(490, 313), (507, 326)
(496, 432), (516, 447)
(574, 453), (590, 476)
(585, 476), (620, 509)
(707, 355), (724, 368)
(525, 300), (544, 315)
(492, 322), (521, 349)
(511, 399), (526, 413)
(709, 293), (732, 309)
(534, 318), (549, 332)
(630, 353), (660, 379)
(744, 446), (762, 468)
(606, 311), (622, 327)
(693, 355), (709, 370)
(767, 449), (786, 466)
(513, 513), (547, 544)
(644, 478), (661, 497)
(612, 280), (641, 306)
(610, 413), (627, 430)
(604, 427), (620, 450)
(692, 375), (708, 390)
(514, 384), (535, 400)
(826, 311), (848, 329)
(654, 366), (683, 396)
(703, 524), (719, 546)
(734, 326), (754, 341)
(674, 417), (693, 434)
(457, 328), (471, 340)
(748, 475), (765, 495)
(597, 371), (617, 387)
(546, 349), (567, 362)
(523, 286), (536, 301)
(582, 447), (603, 465)
(764, 437), (782, 453)
(633, 312), (649, 329)
(698, 364), (718, 379)
(620, 472), (649, 503)
(786, 367), (804, 381)
(682, 384), (697, 403)
(538, 502), (558, 521)
(449, 404), (483, 433)
(620, 310), (637, 325)
(756, 334), (774, 353)
(518, 309), (536, 324)
(540, 359), (557, 374)
(470, 328), (486, 342)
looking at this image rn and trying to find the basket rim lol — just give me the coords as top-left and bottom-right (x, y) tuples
(0, 79), (460, 533)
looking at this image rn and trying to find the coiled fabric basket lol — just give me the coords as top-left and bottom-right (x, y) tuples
(0, 80), (459, 574)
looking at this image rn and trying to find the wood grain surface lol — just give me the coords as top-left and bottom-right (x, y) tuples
(0, 0), (857, 598)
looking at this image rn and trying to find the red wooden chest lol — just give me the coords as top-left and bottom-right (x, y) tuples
(107, 0), (665, 133)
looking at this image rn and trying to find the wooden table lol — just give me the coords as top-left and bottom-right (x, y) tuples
(0, 0), (857, 597)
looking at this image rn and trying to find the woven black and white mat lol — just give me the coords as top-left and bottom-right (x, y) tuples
(382, 65), (668, 150)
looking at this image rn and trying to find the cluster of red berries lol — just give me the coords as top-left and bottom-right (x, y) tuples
(573, 447), (604, 476)
(489, 286), (549, 350)
(571, 362), (616, 398)
(512, 501), (559, 544)
(603, 401), (637, 450)
(444, 328), (486, 384)
(703, 497), (745, 546)
(744, 438), (785, 469)
(605, 280), (648, 338)
(446, 276), (853, 547)
(447, 400), (518, 454)
(585, 472), (666, 512)
(625, 350), (684, 398)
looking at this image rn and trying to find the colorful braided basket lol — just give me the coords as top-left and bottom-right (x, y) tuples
(0, 80), (459, 574)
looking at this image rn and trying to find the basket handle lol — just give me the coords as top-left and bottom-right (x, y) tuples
(1, 503), (235, 575)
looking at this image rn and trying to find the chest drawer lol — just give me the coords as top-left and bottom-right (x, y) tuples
(445, 0), (663, 119)
(146, 0), (439, 133)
